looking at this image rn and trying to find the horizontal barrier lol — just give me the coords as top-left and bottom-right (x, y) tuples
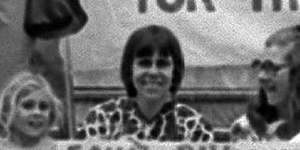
(57, 139), (300, 150)
(73, 87), (256, 101)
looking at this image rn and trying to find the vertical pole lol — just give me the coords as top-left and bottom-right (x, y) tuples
(272, 0), (282, 11)
(290, 0), (298, 11)
(64, 38), (75, 139)
(252, 0), (262, 12)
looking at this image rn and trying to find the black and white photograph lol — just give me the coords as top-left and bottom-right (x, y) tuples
(0, 0), (300, 149)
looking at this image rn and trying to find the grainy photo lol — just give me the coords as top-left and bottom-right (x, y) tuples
(0, 0), (300, 149)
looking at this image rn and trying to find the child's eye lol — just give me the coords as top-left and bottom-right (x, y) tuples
(22, 100), (35, 110)
(39, 101), (50, 111)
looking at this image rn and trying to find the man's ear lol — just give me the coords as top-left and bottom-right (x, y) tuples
(251, 59), (261, 68)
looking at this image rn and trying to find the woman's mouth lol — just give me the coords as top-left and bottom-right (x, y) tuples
(139, 78), (164, 86)
(145, 82), (161, 87)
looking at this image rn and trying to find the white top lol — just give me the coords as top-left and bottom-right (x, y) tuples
(290, 133), (300, 143)
(0, 137), (57, 150)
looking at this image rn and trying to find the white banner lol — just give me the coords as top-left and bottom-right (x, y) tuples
(70, 0), (300, 70)
(57, 140), (300, 150)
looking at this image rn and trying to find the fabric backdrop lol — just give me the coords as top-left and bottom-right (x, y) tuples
(68, 0), (300, 88)
(70, 0), (300, 71)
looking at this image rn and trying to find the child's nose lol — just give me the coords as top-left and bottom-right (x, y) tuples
(32, 106), (43, 114)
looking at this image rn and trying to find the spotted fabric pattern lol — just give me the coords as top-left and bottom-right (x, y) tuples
(230, 115), (260, 141)
(230, 114), (289, 142)
(78, 97), (214, 142)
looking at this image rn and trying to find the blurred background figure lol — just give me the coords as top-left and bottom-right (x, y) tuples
(0, 0), (87, 138)
(231, 59), (284, 141)
(0, 72), (62, 149)
(231, 25), (300, 142)
(0, 0), (87, 99)
(79, 25), (215, 142)
(24, 0), (88, 99)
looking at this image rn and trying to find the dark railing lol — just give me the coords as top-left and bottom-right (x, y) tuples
(73, 86), (257, 103)
(72, 86), (257, 128)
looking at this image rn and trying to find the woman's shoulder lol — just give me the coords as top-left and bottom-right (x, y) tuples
(175, 103), (200, 118)
(88, 97), (129, 113)
(85, 97), (130, 124)
(175, 103), (213, 129)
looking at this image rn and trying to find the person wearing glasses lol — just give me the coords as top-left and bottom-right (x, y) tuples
(79, 25), (215, 142)
(231, 25), (300, 141)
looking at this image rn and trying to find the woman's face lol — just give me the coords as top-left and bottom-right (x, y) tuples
(11, 89), (52, 137)
(132, 50), (174, 99)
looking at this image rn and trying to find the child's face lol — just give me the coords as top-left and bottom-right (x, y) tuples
(12, 89), (52, 137)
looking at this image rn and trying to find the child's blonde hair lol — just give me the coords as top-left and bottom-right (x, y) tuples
(0, 71), (63, 137)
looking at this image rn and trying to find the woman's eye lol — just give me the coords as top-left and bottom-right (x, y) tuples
(39, 101), (50, 111)
(138, 59), (152, 67)
(22, 100), (35, 110)
(157, 59), (171, 68)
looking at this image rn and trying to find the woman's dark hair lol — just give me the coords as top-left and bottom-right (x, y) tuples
(121, 25), (184, 97)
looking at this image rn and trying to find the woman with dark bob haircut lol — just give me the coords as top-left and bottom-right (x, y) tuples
(121, 25), (184, 97)
(81, 25), (214, 142)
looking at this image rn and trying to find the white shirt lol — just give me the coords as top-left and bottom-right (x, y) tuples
(290, 132), (300, 143)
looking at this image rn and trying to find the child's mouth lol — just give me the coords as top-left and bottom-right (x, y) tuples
(28, 120), (43, 129)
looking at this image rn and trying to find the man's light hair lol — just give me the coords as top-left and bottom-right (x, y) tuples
(265, 25), (300, 48)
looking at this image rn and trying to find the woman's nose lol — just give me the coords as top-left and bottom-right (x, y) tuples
(148, 64), (159, 74)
